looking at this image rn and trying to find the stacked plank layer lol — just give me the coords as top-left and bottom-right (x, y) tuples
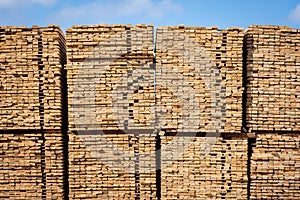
(0, 132), (44, 199)
(41, 26), (67, 129)
(155, 26), (244, 133)
(250, 133), (300, 199)
(0, 25), (66, 129)
(160, 134), (248, 199)
(68, 132), (137, 199)
(0, 25), (67, 199)
(69, 131), (156, 199)
(66, 24), (155, 131)
(0, 131), (67, 200)
(0, 26), (41, 128)
(66, 25), (157, 199)
(245, 25), (300, 131)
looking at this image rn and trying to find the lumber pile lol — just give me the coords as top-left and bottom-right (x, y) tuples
(245, 25), (300, 131)
(66, 25), (157, 199)
(66, 24), (155, 131)
(160, 134), (248, 199)
(0, 131), (66, 200)
(0, 26), (41, 129)
(246, 26), (300, 199)
(68, 131), (156, 199)
(250, 133), (300, 199)
(68, 132), (137, 199)
(0, 25), (67, 199)
(155, 26), (244, 133)
(0, 25), (66, 129)
(0, 132), (44, 199)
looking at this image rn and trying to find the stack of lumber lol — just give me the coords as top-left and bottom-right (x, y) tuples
(0, 25), (66, 129)
(0, 131), (67, 200)
(66, 24), (155, 131)
(68, 132), (137, 199)
(246, 25), (300, 199)
(0, 132), (44, 199)
(0, 25), (67, 199)
(245, 25), (300, 131)
(160, 133), (248, 199)
(155, 26), (244, 133)
(41, 26), (67, 129)
(250, 133), (300, 199)
(68, 131), (157, 199)
(66, 25), (157, 199)
(0, 26), (41, 129)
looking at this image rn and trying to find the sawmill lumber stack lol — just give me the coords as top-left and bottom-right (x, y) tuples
(245, 25), (300, 131)
(250, 133), (300, 199)
(155, 25), (247, 199)
(0, 130), (67, 200)
(0, 25), (67, 199)
(160, 133), (248, 199)
(155, 26), (244, 133)
(68, 131), (157, 199)
(0, 132), (44, 199)
(66, 24), (155, 131)
(246, 25), (300, 199)
(68, 131), (137, 199)
(66, 25), (157, 199)
(0, 25), (66, 129)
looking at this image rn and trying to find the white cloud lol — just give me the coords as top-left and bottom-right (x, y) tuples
(51, 0), (182, 23)
(288, 4), (300, 24)
(0, 0), (57, 8)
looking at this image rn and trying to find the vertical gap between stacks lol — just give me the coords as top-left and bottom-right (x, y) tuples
(243, 31), (254, 200)
(155, 135), (161, 200)
(62, 67), (69, 200)
(247, 138), (255, 200)
(38, 30), (46, 200)
(58, 27), (69, 200)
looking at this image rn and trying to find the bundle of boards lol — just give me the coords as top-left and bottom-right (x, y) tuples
(250, 133), (300, 199)
(245, 25), (300, 200)
(245, 25), (300, 131)
(155, 26), (244, 133)
(66, 25), (157, 199)
(0, 25), (67, 199)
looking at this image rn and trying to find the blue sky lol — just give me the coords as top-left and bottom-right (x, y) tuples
(0, 0), (300, 32)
